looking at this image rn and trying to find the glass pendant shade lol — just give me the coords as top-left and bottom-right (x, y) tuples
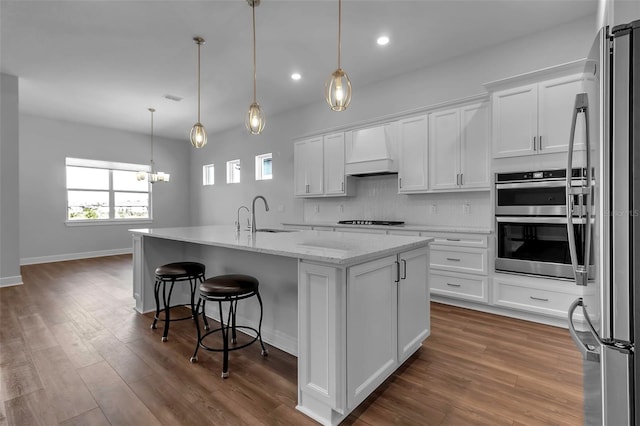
(325, 68), (352, 111)
(245, 102), (265, 135)
(190, 122), (207, 148)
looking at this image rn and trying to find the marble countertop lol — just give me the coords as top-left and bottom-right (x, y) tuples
(130, 225), (433, 265)
(282, 222), (492, 234)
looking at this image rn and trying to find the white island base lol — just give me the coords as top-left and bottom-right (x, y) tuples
(131, 226), (432, 425)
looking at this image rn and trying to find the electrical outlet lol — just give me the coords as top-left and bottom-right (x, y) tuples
(463, 203), (470, 215)
(430, 204), (437, 214)
(339, 204), (344, 213)
(314, 204), (320, 213)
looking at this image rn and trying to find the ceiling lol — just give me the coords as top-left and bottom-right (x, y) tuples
(1, 0), (597, 141)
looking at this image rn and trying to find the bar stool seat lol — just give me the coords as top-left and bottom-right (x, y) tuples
(190, 274), (267, 378)
(152, 261), (207, 342)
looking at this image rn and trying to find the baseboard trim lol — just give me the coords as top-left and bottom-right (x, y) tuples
(20, 248), (132, 266)
(0, 275), (23, 288)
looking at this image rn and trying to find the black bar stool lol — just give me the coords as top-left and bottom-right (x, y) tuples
(190, 274), (268, 378)
(152, 261), (208, 342)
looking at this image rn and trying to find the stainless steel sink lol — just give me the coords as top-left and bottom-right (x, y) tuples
(255, 228), (295, 233)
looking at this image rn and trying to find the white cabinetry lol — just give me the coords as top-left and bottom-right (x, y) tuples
(491, 73), (587, 159)
(492, 273), (584, 319)
(294, 136), (324, 196)
(295, 132), (351, 197)
(426, 232), (489, 304)
(346, 247), (430, 409)
(429, 102), (490, 190)
(397, 115), (429, 193)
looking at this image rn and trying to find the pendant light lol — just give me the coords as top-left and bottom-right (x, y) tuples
(190, 37), (207, 148)
(138, 108), (170, 183)
(245, 0), (265, 135)
(325, 0), (351, 111)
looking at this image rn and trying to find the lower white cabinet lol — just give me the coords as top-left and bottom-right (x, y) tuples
(430, 270), (487, 303)
(298, 247), (430, 418)
(492, 273), (583, 319)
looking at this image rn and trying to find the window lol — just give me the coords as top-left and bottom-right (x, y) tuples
(255, 153), (272, 180)
(226, 159), (241, 184)
(203, 164), (215, 186)
(66, 157), (151, 223)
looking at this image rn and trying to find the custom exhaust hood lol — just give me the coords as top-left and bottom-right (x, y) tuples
(345, 123), (398, 177)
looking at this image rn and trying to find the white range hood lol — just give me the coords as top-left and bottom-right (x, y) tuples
(345, 123), (398, 177)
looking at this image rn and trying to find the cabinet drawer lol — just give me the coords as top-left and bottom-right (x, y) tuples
(430, 271), (488, 303)
(492, 277), (581, 318)
(338, 227), (386, 234)
(421, 232), (488, 248)
(430, 246), (487, 274)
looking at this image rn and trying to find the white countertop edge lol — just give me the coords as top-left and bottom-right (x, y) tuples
(282, 222), (493, 235)
(130, 226), (433, 266)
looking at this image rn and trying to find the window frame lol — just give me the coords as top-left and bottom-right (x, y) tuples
(65, 157), (153, 226)
(255, 153), (273, 181)
(203, 163), (215, 186)
(226, 159), (241, 184)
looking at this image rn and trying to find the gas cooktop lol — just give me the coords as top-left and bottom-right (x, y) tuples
(338, 220), (405, 226)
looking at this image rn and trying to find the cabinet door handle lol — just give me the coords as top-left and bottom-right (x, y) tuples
(306, 184), (309, 193)
(529, 296), (549, 302)
(401, 259), (407, 280)
(399, 177), (402, 189)
(456, 173), (460, 185)
(446, 238), (461, 242)
(539, 136), (543, 151)
(341, 181), (344, 191)
(446, 283), (461, 287)
(460, 173), (464, 186)
(533, 136), (537, 150)
(394, 261), (400, 283)
(446, 257), (461, 262)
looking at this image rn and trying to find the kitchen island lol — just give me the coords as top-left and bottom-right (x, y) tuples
(130, 225), (432, 425)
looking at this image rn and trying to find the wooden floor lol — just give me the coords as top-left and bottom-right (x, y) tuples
(0, 255), (584, 425)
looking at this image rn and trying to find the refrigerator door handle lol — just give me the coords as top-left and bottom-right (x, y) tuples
(568, 298), (600, 362)
(566, 93), (592, 286)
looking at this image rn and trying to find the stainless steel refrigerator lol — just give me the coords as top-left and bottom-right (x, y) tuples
(568, 19), (640, 425)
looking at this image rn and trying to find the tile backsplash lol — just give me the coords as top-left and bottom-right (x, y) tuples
(302, 175), (492, 228)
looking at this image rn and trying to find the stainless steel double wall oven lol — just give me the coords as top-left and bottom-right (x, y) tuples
(495, 168), (593, 279)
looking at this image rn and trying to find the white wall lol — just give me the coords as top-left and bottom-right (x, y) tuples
(0, 73), (22, 286)
(19, 115), (191, 263)
(190, 15), (598, 229)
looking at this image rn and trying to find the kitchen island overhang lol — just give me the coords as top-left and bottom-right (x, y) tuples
(130, 226), (432, 426)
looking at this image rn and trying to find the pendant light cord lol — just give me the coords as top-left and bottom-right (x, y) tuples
(252, 1), (257, 103)
(197, 41), (202, 122)
(337, 0), (342, 69)
(149, 108), (155, 172)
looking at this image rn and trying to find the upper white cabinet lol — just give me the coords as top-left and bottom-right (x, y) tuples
(294, 136), (324, 196)
(294, 132), (350, 198)
(491, 73), (587, 158)
(429, 101), (490, 191)
(397, 115), (429, 193)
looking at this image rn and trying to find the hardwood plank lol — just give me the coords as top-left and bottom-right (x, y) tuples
(59, 407), (110, 426)
(0, 360), (43, 402)
(31, 345), (98, 422)
(4, 389), (58, 426)
(50, 322), (104, 369)
(78, 360), (161, 426)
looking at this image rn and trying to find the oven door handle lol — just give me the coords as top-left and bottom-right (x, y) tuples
(566, 93), (591, 286)
(496, 216), (587, 225)
(496, 181), (571, 190)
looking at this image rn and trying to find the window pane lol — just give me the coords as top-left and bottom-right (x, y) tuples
(67, 190), (109, 220)
(203, 164), (215, 186)
(113, 170), (149, 191)
(262, 158), (272, 179)
(115, 192), (149, 219)
(66, 166), (109, 190)
(227, 160), (240, 184)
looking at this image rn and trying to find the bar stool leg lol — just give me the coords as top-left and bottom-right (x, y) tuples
(220, 300), (230, 378)
(231, 300), (238, 344)
(151, 279), (161, 330)
(190, 298), (202, 363)
(256, 290), (268, 356)
(161, 280), (176, 342)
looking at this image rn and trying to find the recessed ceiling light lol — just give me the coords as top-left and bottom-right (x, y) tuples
(376, 36), (390, 46)
(291, 72), (301, 81)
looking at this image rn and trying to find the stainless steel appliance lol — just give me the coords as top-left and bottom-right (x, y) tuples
(495, 168), (594, 279)
(568, 20), (640, 425)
